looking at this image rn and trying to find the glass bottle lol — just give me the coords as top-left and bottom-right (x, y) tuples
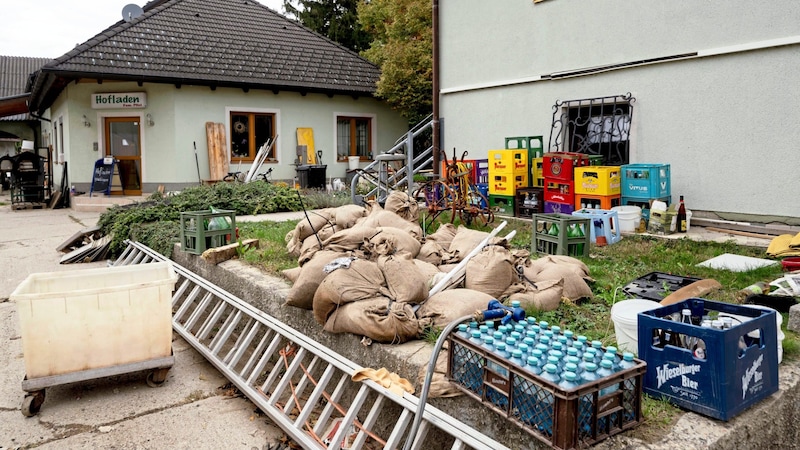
(676, 195), (687, 233)
(680, 308), (695, 349)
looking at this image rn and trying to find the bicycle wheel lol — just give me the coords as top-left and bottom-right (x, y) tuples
(413, 180), (454, 231)
(459, 187), (494, 227)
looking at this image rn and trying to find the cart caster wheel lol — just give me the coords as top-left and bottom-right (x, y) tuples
(146, 369), (168, 388)
(22, 390), (45, 417)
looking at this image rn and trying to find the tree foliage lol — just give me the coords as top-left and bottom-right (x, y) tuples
(282, 0), (371, 53)
(359, 0), (432, 125)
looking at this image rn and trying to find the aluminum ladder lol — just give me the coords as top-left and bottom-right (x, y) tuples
(112, 241), (507, 450)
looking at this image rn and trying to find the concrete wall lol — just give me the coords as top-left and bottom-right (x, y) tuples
(439, 0), (800, 219)
(52, 81), (407, 190)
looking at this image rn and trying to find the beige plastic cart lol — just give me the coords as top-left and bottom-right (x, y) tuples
(11, 262), (178, 416)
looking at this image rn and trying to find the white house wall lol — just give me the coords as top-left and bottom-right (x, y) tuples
(439, 0), (800, 219)
(58, 82), (407, 189)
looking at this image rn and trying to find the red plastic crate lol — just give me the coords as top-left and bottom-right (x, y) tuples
(543, 152), (590, 181)
(544, 179), (575, 204)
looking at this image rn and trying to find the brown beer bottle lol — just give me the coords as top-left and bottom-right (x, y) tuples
(677, 195), (687, 233)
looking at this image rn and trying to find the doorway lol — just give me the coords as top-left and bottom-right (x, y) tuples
(104, 117), (142, 195)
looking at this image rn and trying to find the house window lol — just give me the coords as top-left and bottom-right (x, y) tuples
(230, 112), (275, 162)
(337, 116), (372, 160)
(548, 93), (634, 165)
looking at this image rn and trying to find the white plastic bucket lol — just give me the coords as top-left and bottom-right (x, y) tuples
(723, 304), (785, 364)
(611, 206), (641, 234)
(610, 299), (661, 354)
(348, 156), (360, 170)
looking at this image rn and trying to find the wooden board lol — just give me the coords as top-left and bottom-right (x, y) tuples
(206, 122), (228, 181)
(296, 127), (316, 164)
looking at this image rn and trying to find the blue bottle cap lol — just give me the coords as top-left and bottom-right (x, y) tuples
(471, 330), (482, 338)
(527, 356), (540, 366)
(544, 363), (558, 373)
(623, 352), (635, 361)
(600, 359), (613, 369)
(584, 362), (597, 372)
(577, 335), (588, 343)
(564, 371), (577, 381)
(564, 363), (578, 374)
(592, 340), (603, 349)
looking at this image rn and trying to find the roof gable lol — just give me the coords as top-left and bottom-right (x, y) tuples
(0, 56), (50, 121)
(31, 0), (380, 111)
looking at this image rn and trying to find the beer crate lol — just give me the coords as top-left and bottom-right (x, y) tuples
(574, 166), (621, 196)
(489, 149), (528, 174)
(544, 179), (575, 204)
(638, 298), (779, 421)
(544, 201), (575, 215)
(620, 195), (671, 222)
(441, 159), (477, 183)
(575, 193), (621, 211)
(516, 187), (544, 219)
(621, 163), (671, 199)
(622, 272), (702, 301)
(489, 194), (515, 215)
(447, 329), (645, 450)
(532, 213), (589, 256)
(505, 135), (544, 158)
(489, 172), (528, 195)
(543, 152), (590, 181)
(180, 209), (236, 255)
(476, 159), (489, 184)
(531, 157), (544, 188)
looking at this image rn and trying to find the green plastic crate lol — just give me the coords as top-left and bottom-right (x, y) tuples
(489, 194), (515, 215)
(531, 213), (590, 257)
(180, 209), (237, 255)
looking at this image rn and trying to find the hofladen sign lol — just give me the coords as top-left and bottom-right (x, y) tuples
(91, 92), (147, 109)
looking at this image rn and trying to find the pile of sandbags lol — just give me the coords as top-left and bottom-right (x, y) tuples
(281, 191), (594, 344)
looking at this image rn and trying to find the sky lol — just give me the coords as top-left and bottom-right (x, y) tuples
(0, 0), (286, 58)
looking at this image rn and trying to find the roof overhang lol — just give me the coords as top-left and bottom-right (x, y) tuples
(0, 93), (31, 118)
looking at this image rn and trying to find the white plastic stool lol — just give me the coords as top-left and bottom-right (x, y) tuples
(572, 209), (622, 245)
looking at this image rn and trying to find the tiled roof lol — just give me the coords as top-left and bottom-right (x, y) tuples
(0, 56), (50, 121)
(30, 0), (381, 112)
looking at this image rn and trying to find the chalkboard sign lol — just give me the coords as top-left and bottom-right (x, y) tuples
(90, 158), (115, 196)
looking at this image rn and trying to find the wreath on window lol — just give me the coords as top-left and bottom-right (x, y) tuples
(233, 120), (247, 134)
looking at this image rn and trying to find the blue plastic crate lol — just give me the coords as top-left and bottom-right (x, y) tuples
(621, 164), (671, 199)
(638, 298), (779, 421)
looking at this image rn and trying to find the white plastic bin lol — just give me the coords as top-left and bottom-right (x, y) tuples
(11, 262), (177, 379)
(610, 299), (661, 354)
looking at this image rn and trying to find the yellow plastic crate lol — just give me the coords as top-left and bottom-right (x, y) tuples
(488, 149), (528, 174)
(531, 157), (544, 187)
(574, 166), (621, 196)
(489, 172), (528, 195)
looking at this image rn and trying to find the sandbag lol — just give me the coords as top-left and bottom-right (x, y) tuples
(324, 297), (420, 344)
(528, 255), (590, 278)
(295, 208), (336, 242)
(416, 289), (493, 328)
(281, 266), (302, 284)
(334, 204), (368, 230)
(383, 191), (420, 222)
(285, 250), (347, 309)
(323, 227), (379, 253)
(507, 278), (565, 312)
(378, 254), (428, 304)
(365, 227), (421, 258)
(297, 225), (339, 266)
(465, 245), (516, 298)
(355, 209), (423, 240)
(417, 240), (447, 265)
(312, 259), (384, 325)
(426, 223), (457, 248)
(285, 229), (301, 258)
(417, 347), (462, 399)
(535, 265), (593, 301)
(444, 226), (491, 263)
(413, 259), (442, 289)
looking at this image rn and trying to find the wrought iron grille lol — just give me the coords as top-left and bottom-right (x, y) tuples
(548, 93), (635, 165)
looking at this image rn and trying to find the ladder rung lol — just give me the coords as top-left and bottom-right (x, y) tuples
(329, 384), (370, 450)
(350, 394), (386, 449)
(266, 347), (307, 405)
(384, 409), (412, 450)
(183, 291), (215, 331)
(240, 328), (273, 381)
(173, 284), (202, 321)
(246, 332), (283, 386)
(313, 373), (349, 436)
(222, 318), (257, 367)
(210, 309), (243, 355)
(282, 355), (320, 414)
(294, 363), (335, 428)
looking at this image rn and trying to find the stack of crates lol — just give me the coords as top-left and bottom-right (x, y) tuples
(574, 166), (622, 210)
(488, 149), (528, 215)
(542, 152), (590, 214)
(505, 135), (544, 187)
(620, 163), (671, 220)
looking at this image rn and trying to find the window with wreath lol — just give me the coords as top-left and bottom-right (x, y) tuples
(230, 112), (276, 162)
(336, 116), (372, 161)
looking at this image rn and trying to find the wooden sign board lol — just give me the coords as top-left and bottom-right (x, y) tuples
(90, 158), (114, 196)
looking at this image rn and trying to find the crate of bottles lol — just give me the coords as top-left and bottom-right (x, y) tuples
(544, 179), (574, 205)
(516, 187), (544, 219)
(447, 319), (646, 450)
(621, 163), (671, 199)
(489, 173), (528, 195)
(542, 152), (590, 181)
(489, 194), (515, 215)
(532, 213), (589, 256)
(574, 166), (621, 196)
(476, 159), (489, 184)
(489, 149), (528, 174)
(180, 209), (237, 255)
(544, 201), (575, 215)
(638, 298), (779, 421)
(575, 193), (621, 211)
(531, 157), (544, 187)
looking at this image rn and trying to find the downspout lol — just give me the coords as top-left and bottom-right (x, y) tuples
(432, 0), (440, 177)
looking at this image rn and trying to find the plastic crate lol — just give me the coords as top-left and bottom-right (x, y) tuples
(447, 330), (645, 450)
(476, 159), (489, 184)
(620, 195), (671, 222)
(516, 187), (544, 219)
(575, 193), (621, 211)
(622, 272), (703, 301)
(489, 194), (515, 215)
(638, 298), (779, 421)
(532, 213), (590, 256)
(572, 209), (622, 245)
(544, 201), (575, 215)
(621, 164), (671, 199)
(476, 183), (489, 208)
(543, 152), (590, 181)
(544, 179), (575, 204)
(180, 209), (237, 255)
(575, 166), (621, 196)
(489, 149), (528, 174)
(531, 157), (544, 187)
(441, 159), (476, 183)
(505, 135), (544, 158)
(588, 155), (604, 166)
(489, 173), (528, 195)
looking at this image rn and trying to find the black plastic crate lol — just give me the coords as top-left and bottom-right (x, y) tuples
(447, 331), (645, 450)
(622, 272), (702, 301)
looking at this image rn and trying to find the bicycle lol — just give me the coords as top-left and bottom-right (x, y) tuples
(223, 167), (272, 183)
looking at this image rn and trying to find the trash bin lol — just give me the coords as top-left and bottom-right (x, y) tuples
(296, 164), (327, 189)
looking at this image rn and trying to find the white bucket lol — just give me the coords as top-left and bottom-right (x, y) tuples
(611, 206), (641, 234)
(348, 156), (360, 171)
(610, 299), (661, 354)
(723, 304), (784, 364)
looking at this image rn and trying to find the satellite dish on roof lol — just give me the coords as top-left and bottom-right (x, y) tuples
(122, 4), (144, 22)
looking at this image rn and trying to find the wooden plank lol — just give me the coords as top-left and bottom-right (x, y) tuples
(56, 225), (101, 252)
(200, 239), (259, 265)
(296, 127), (316, 164)
(205, 122), (228, 181)
(692, 218), (798, 236)
(705, 227), (777, 240)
